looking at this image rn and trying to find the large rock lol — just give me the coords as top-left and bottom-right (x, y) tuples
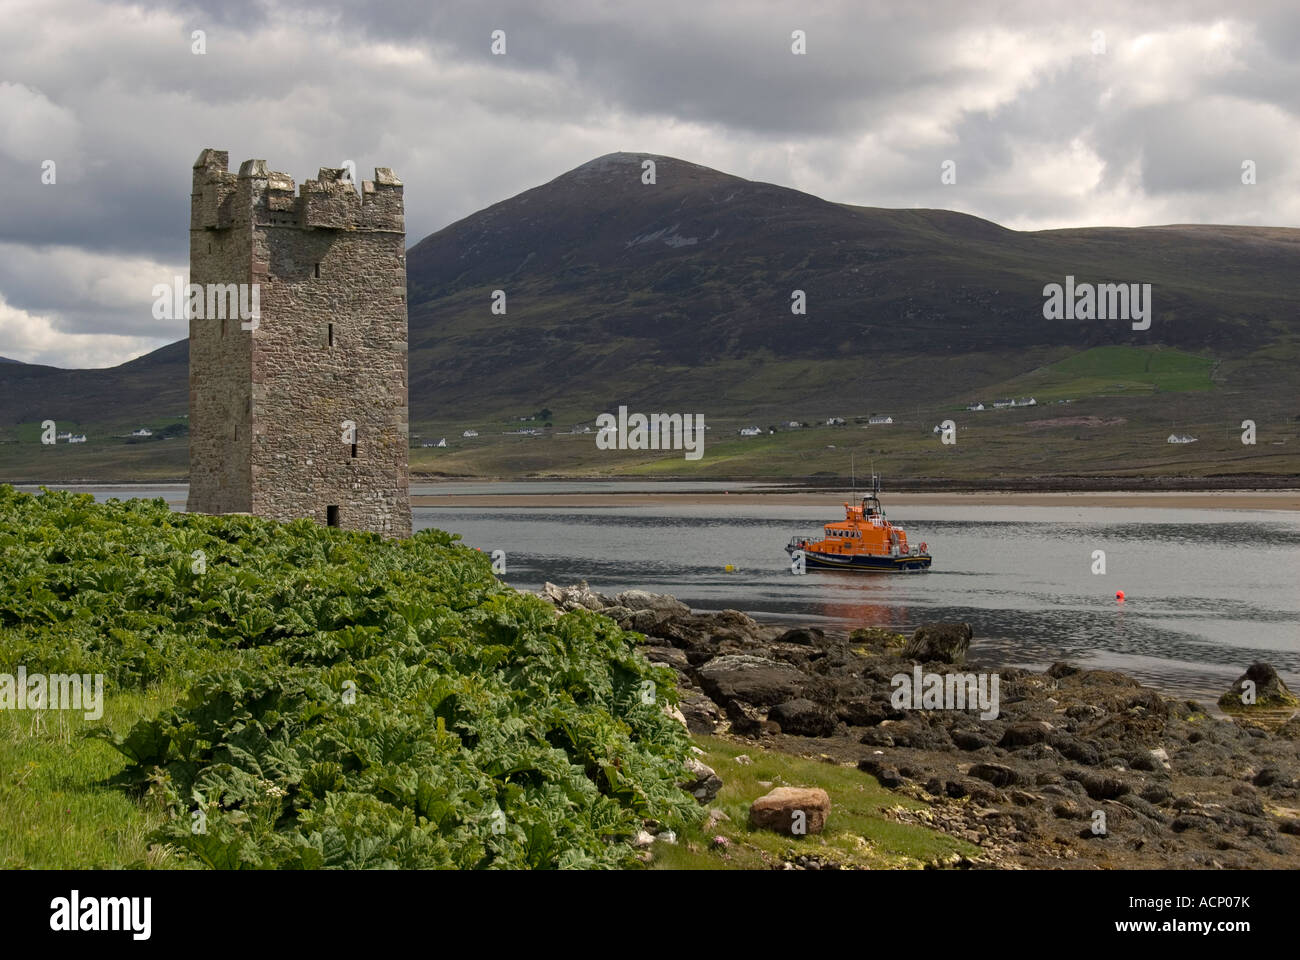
(679, 757), (723, 803)
(697, 654), (807, 707)
(749, 787), (831, 835)
(904, 622), (974, 665)
(1218, 662), (1299, 711)
(677, 688), (725, 734)
(768, 698), (838, 737)
(615, 590), (691, 618)
(540, 581), (610, 612)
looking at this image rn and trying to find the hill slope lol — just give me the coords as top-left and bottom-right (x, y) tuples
(2, 153), (1298, 481)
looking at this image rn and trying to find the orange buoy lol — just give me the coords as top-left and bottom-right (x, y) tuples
(1116, 590), (1126, 602)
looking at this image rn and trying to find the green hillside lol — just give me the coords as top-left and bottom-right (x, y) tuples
(1, 153), (1298, 482)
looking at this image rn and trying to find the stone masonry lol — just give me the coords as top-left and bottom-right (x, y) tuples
(187, 148), (411, 537)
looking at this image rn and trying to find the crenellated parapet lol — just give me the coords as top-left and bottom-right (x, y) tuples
(191, 148), (404, 233)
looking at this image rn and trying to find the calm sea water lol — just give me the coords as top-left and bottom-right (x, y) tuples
(23, 483), (1300, 701)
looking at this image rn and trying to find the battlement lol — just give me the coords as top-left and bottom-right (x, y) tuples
(191, 148), (404, 233)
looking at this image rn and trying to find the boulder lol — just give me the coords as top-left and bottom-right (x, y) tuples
(677, 688), (724, 734)
(1218, 662), (1299, 711)
(540, 581), (611, 612)
(679, 757), (723, 803)
(969, 762), (1019, 787)
(775, 627), (825, 646)
(768, 698), (838, 737)
(615, 589), (691, 618)
(999, 721), (1053, 748)
(697, 654), (807, 707)
(904, 622), (973, 665)
(748, 787), (831, 835)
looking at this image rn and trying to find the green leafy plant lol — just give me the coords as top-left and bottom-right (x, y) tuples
(0, 485), (701, 868)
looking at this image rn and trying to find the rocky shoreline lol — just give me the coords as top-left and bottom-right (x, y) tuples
(542, 582), (1300, 869)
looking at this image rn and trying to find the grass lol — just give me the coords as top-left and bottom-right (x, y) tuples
(0, 681), (188, 869)
(986, 346), (1215, 401)
(1, 694), (976, 870)
(650, 735), (977, 870)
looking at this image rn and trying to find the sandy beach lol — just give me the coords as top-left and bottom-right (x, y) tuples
(411, 490), (1300, 511)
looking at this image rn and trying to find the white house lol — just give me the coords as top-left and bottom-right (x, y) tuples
(1167, 434), (1198, 444)
(131, 428), (152, 437)
(739, 426), (762, 437)
(826, 416), (845, 426)
(68, 434), (87, 444)
(868, 415), (893, 425)
(56, 432), (72, 440)
(966, 403), (984, 411)
(785, 421), (802, 429)
(462, 429), (479, 438)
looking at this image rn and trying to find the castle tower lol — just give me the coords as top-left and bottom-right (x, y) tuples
(187, 149), (411, 537)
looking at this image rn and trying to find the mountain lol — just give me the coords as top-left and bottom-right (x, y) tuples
(2, 152), (1298, 481)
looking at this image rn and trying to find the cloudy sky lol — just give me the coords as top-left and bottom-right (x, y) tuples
(2, 0), (1297, 368)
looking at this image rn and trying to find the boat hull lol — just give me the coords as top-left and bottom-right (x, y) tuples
(789, 547), (932, 572)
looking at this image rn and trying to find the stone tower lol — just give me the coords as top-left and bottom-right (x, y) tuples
(187, 149), (411, 537)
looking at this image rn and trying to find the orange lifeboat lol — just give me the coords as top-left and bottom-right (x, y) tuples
(785, 476), (932, 572)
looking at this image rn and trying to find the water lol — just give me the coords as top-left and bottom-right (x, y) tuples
(20, 483), (1300, 701)
(417, 499), (1300, 702)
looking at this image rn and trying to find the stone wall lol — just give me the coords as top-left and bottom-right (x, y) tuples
(187, 148), (411, 537)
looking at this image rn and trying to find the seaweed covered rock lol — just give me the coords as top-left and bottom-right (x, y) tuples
(904, 622), (974, 665)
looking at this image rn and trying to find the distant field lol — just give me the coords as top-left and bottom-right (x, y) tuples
(983, 346), (1215, 401)
(3, 347), (1295, 484)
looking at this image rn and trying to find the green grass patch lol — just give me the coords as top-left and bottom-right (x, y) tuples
(0, 682), (188, 869)
(651, 735), (976, 870)
(989, 346), (1214, 401)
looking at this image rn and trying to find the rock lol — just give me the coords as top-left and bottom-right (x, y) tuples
(768, 698), (838, 737)
(1253, 767), (1287, 788)
(656, 830), (677, 845)
(540, 581), (610, 612)
(679, 757), (723, 803)
(633, 830), (656, 848)
(837, 698), (896, 727)
(969, 762), (1019, 788)
(1075, 771), (1131, 801)
(734, 754), (753, 765)
(903, 622), (973, 665)
(748, 787), (831, 835)
(999, 721), (1052, 748)
(642, 645), (689, 670)
(704, 809), (731, 830)
(677, 689), (724, 734)
(1218, 662), (1300, 711)
(858, 758), (904, 788)
(951, 729), (993, 751)
(775, 627), (825, 646)
(1050, 734), (1101, 766)
(615, 589), (691, 618)
(697, 654), (808, 707)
